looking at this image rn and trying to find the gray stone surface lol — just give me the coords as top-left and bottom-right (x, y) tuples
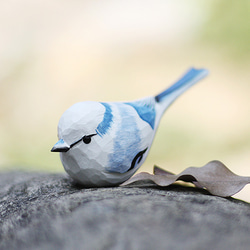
(0, 171), (250, 250)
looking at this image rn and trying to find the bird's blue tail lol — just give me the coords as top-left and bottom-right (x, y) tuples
(155, 68), (209, 104)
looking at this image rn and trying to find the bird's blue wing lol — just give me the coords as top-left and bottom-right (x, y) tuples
(106, 103), (143, 173)
(126, 98), (156, 129)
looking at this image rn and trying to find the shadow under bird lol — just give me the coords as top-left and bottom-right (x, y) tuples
(51, 67), (209, 187)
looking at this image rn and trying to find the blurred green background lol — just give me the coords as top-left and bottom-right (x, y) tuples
(0, 0), (249, 200)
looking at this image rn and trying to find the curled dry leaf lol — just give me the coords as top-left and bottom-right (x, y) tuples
(121, 160), (250, 197)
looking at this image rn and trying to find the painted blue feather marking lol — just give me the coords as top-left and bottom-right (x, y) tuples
(126, 102), (156, 129)
(106, 103), (142, 173)
(155, 68), (208, 102)
(96, 102), (113, 136)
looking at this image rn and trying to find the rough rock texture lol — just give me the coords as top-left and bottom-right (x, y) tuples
(0, 171), (250, 250)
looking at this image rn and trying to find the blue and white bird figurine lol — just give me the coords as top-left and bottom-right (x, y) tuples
(51, 67), (209, 187)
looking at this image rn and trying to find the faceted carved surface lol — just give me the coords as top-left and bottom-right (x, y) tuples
(58, 101), (155, 187)
(52, 68), (209, 187)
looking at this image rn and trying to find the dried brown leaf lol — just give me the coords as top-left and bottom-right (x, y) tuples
(121, 160), (250, 197)
(154, 166), (203, 188)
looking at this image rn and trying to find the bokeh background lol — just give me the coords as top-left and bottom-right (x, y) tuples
(0, 0), (249, 201)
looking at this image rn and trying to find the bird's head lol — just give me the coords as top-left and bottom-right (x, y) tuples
(51, 101), (105, 153)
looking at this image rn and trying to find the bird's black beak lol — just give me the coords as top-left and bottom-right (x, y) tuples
(51, 139), (70, 152)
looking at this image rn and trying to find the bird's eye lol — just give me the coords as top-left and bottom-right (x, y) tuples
(82, 135), (91, 144)
(69, 134), (97, 149)
(81, 133), (97, 144)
